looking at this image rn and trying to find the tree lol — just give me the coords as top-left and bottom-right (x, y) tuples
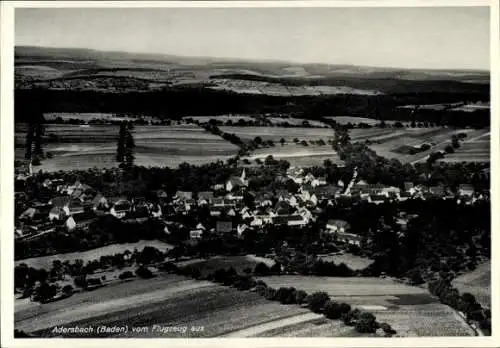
(306, 291), (330, 313)
(116, 122), (126, 162)
(445, 145), (455, 154)
(280, 138), (286, 146)
(410, 121), (416, 128)
(32, 282), (57, 303)
(118, 271), (135, 280)
(135, 265), (154, 279)
(323, 159), (332, 168)
(452, 135), (460, 149)
(254, 262), (270, 276)
(293, 138), (299, 143)
(124, 122), (136, 169)
(73, 274), (88, 289)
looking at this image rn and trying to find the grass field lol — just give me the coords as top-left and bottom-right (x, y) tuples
(15, 240), (174, 269)
(15, 123), (239, 172)
(452, 261), (491, 308)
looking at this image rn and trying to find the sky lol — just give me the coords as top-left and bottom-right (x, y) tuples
(15, 6), (490, 70)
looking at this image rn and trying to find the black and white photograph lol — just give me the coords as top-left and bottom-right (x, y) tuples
(1, 0), (498, 346)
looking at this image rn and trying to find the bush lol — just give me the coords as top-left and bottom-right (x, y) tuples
(306, 291), (330, 313)
(135, 266), (154, 279)
(255, 284), (268, 296)
(61, 284), (74, 296)
(324, 300), (342, 319)
(160, 261), (179, 274)
(213, 268), (228, 283)
(87, 278), (102, 287)
(265, 287), (277, 301)
(73, 275), (87, 289)
(339, 302), (352, 315)
(295, 290), (308, 304)
(379, 322), (397, 336)
(254, 262), (270, 276)
(118, 271), (134, 280)
(355, 312), (378, 333)
(270, 262), (282, 275)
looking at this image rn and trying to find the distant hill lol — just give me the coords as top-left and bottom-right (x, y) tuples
(15, 46), (490, 91)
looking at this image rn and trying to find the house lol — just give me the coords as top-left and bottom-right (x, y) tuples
(49, 206), (66, 221)
(297, 207), (313, 223)
(237, 224), (249, 237)
(92, 193), (108, 210)
(19, 208), (41, 221)
(369, 195), (387, 205)
(227, 208), (237, 217)
(175, 191), (193, 201)
(197, 191), (214, 205)
(404, 182), (415, 192)
(216, 221), (233, 234)
(314, 185), (342, 200)
(110, 199), (131, 219)
(272, 214), (308, 227)
(28, 221), (55, 235)
(63, 199), (85, 216)
(398, 192), (412, 201)
(428, 185), (446, 197)
(156, 189), (169, 200)
(210, 206), (226, 217)
(338, 233), (363, 246)
(274, 200), (293, 215)
(125, 205), (150, 223)
(42, 179), (53, 188)
(65, 212), (96, 231)
(226, 169), (248, 192)
(150, 204), (162, 218)
(326, 219), (351, 234)
(458, 184), (475, 197)
(189, 229), (204, 240)
(49, 196), (71, 208)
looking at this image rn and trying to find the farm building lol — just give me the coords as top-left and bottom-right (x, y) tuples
(65, 212), (97, 231)
(325, 219), (351, 234)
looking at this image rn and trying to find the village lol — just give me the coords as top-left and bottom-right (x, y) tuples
(14, 164), (486, 249)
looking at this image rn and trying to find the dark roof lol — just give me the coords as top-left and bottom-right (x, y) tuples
(70, 212), (96, 224)
(459, 184), (474, 191)
(198, 191), (214, 200)
(272, 215), (304, 225)
(216, 221), (233, 233)
(370, 195), (387, 201)
(327, 219), (351, 229)
(50, 196), (71, 208)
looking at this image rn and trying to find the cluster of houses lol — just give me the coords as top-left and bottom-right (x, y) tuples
(15, 167), (487, 245)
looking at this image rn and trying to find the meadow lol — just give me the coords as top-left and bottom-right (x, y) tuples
(15, 123), (239, 172)
(14, 240), (173, 269)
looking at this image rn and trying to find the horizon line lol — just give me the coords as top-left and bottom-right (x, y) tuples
(15, 45), (491, 74)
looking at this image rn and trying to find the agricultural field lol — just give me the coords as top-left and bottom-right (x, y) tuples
(15, 123), (239, 172)
(44, 112), (153, 123)
(442, 131), (490, 163)
(15, 240), (173, 269)
(209, 78), (382, 96)
(220, 126), (335, 142)
(257, 275), (474, 337)
(325, 116), (399, 126)
(184, 115), (255, 123)
(15, 274), (311, 338)
(348, 127), (490, 164)
(247, 144), (341, 164)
